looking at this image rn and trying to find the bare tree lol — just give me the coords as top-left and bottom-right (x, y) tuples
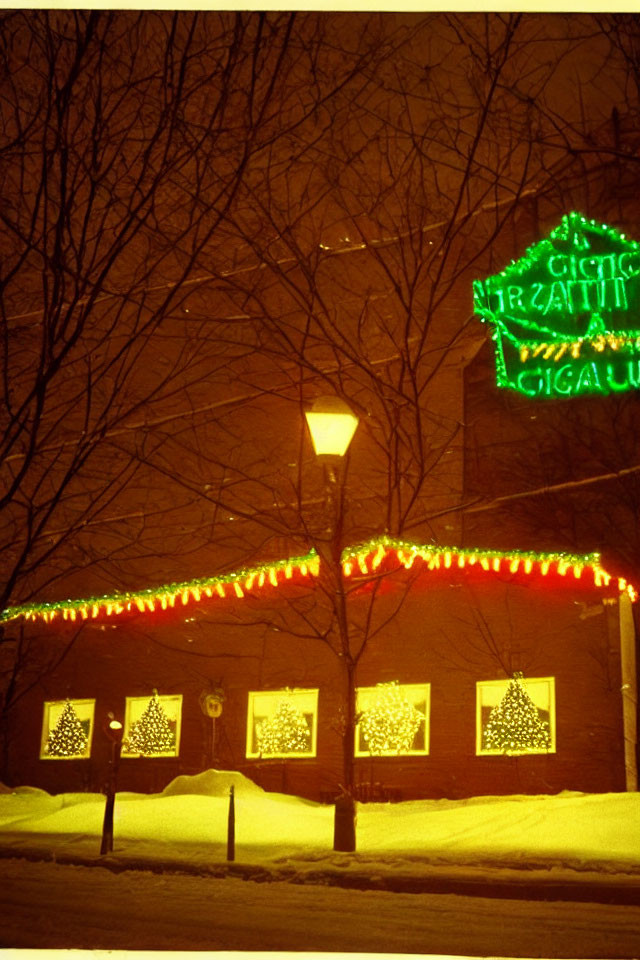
(71, 13), (634, 836)
(2, 12), (635, 835)
(0, 10), (397, 772)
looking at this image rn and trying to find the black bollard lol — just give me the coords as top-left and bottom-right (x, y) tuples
(226, 784), (235, 861)
(333, 791), (356, 852)
(100, 783), (116, 856)
(100, 735), (122, 855)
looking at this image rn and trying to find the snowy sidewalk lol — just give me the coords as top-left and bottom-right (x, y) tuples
(1, 770), (639, 905)
(1, 833), (639, 906)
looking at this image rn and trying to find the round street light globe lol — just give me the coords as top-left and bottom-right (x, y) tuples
(305, 396), (359, 457)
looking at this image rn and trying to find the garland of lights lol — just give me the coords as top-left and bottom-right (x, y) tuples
(1, 535), (635, 626)
(474, 213), (640, 398)
(0, 549), (320, 624)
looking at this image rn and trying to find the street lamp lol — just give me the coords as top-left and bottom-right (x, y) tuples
(305, 395), (359, 853)
(100, 713), (124, 856)
(305, 394), (359, 538)
(304, 396), (359, 458)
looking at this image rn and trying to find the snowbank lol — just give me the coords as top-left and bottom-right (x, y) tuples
(0, 785), (63, 826)
(0, 770), (639, 883)
(160, 767), (265, 798)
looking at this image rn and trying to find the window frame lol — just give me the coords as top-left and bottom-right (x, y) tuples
(40, 698), (95, 760)
(121, 692), (183, 759)
(246, 688), (319, 760)
(354, 682), (431, 758)
(476, 675), (556, 757)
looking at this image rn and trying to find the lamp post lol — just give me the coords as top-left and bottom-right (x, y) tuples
(305, 395), (359, 568)
(100, 712), (124, 856)
(305, 396), (359, 852)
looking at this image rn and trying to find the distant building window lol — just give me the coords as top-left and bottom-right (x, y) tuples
(122, 692), (182, 758)
(476, 674), (556, 756)
(355, 682), (430, 757)
(246, 689), (318, 759)
(40, 699), (95, 760)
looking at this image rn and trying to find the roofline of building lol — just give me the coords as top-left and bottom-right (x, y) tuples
(2, 534), (634, 627)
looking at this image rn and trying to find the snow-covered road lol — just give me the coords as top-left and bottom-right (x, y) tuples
(1, 857), (640, 955)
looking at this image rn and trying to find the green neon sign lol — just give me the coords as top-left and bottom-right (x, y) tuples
(473, 213), (640, 398)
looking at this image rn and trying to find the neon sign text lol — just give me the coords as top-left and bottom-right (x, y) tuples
(487, 277), (629, 316)
(516, 359), (640, 398)
(473, 213), (640, 398)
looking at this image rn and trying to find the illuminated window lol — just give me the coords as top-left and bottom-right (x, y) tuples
(476, 675), (556, 756)
(246, 689), (318, 759)
(355, 682), (430, 757)
(40, 699), (95, 760)
(121, 692), (182, 758)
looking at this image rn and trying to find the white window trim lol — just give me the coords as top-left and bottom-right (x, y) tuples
(355, 682), (430, 757)
(246, 688), (318, 759)
(121, 693), (183, 759)
(476, 676), (556, 756)
(40, 698), (95, 760)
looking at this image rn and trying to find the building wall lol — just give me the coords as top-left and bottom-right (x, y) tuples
(3, 567), (626, 801)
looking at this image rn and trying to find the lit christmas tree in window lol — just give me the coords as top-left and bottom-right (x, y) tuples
(359, 681), (423, 755)
(256, 694), (311, 756)
(125, 691), (176, 756)
(46, 700), (88, 758)
(483, 672), (552, 754)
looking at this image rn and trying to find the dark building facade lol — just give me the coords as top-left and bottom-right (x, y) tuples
(2, 542), (635, 802)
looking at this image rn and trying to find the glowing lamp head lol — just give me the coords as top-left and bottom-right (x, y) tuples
(105, 711), (124, 742)
(305, 396), (359, 457)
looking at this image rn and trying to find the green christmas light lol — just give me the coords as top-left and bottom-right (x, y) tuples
(124, 691), (176, 756)
(255, 695), (311, 756)
(0, 549), (321, 624)
(2, 535), (635, 627)
(482, 672), (552, 754)
(45, 700), (88, 758)
(359, 681), (422, 755)
(474, 213), (640, 398)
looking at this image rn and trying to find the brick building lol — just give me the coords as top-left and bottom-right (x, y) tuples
(2, 533), (636, 802)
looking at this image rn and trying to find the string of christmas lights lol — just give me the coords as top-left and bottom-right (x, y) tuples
(255, 695), (311, 756)
(2, 535), (635, 626)
(44, 699), (89, 758)
(0, 549), (320, 624)
(482, 672), (552, 754)
(517, 334), (640, 363)
(359, 681), (423, 755)
(123, 691), (176, 756)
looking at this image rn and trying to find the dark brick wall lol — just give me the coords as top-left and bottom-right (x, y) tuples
(3, 566), (627, 801)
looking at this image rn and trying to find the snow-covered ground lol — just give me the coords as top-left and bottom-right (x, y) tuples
(3, 856), (640, 955)
(1, 769), (639, 892)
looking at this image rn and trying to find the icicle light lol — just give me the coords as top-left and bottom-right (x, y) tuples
(1, 536), (634, 626)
